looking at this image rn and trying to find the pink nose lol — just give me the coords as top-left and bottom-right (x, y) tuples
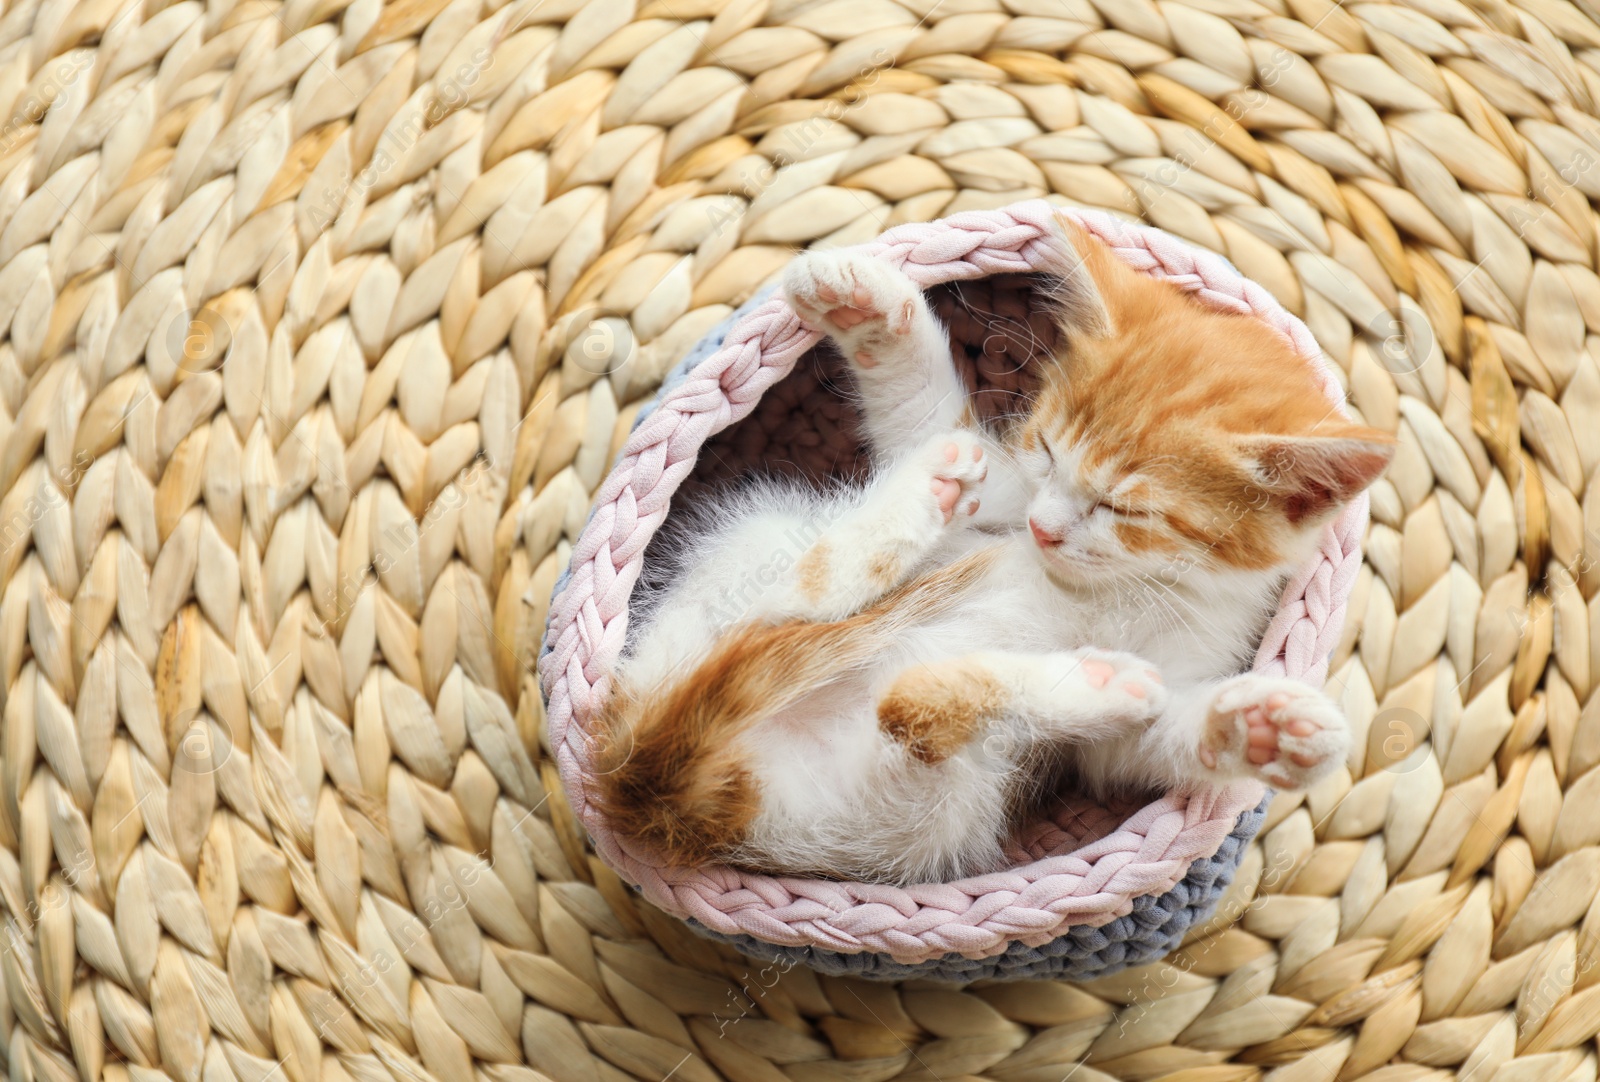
(1029, 519), (1062, 547)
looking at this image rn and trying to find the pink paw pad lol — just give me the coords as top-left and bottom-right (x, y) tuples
(1081, 659), (1114, 689)
(1202, 678), (1346, 789)
(814, 285), (908, 339)
(926, 436), (985, 523)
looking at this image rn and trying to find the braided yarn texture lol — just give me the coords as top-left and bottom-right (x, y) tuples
(694, 796), (1269, 981)
(540, 200), (1366, 965)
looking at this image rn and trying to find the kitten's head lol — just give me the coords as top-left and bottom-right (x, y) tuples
(1015, 216), (1394, 584)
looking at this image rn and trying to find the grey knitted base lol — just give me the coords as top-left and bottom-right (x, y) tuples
(542, 282), (1270, 982)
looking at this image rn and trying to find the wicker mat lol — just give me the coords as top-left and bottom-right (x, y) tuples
(2, 0), (1599, 1079)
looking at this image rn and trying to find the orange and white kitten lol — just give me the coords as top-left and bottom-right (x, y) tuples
(595, 218), (1393, 886)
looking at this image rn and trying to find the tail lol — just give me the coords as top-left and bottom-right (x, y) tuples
(591, 548), (998, 865)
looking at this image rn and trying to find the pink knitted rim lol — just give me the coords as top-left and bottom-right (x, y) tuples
(541, 200), (1367, 963)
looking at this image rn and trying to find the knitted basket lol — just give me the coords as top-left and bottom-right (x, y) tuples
(540, 199), (1367, 981)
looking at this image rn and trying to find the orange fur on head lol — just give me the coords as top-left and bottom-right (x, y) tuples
(1021, 216), (1395, 571)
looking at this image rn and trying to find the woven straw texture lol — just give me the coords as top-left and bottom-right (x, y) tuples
(4, 0), (1600, 1076)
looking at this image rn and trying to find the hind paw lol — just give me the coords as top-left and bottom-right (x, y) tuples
(785, 250), (925, 367)
(1200, 675), (1347, 790)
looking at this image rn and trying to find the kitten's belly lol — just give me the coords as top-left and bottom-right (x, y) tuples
(740, 668), (1012, 882)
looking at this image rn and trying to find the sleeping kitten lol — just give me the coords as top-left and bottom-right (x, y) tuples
(594, 216), (1394, 886)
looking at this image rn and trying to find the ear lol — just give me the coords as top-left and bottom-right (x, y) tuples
(1240, 428), (1396, 526)
(1046, 216), (1115, 340)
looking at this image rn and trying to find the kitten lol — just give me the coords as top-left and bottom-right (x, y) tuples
(593, 216), (1394, 886)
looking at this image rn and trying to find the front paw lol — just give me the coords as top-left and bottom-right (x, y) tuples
(1065, 648), (1167, 721)
(919, 431), (987, 524)
(784, 250), (925, 367)
(1199, 675), (1348, 790)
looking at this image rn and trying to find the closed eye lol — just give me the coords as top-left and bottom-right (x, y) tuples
(1097, 499), (1153, 517)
